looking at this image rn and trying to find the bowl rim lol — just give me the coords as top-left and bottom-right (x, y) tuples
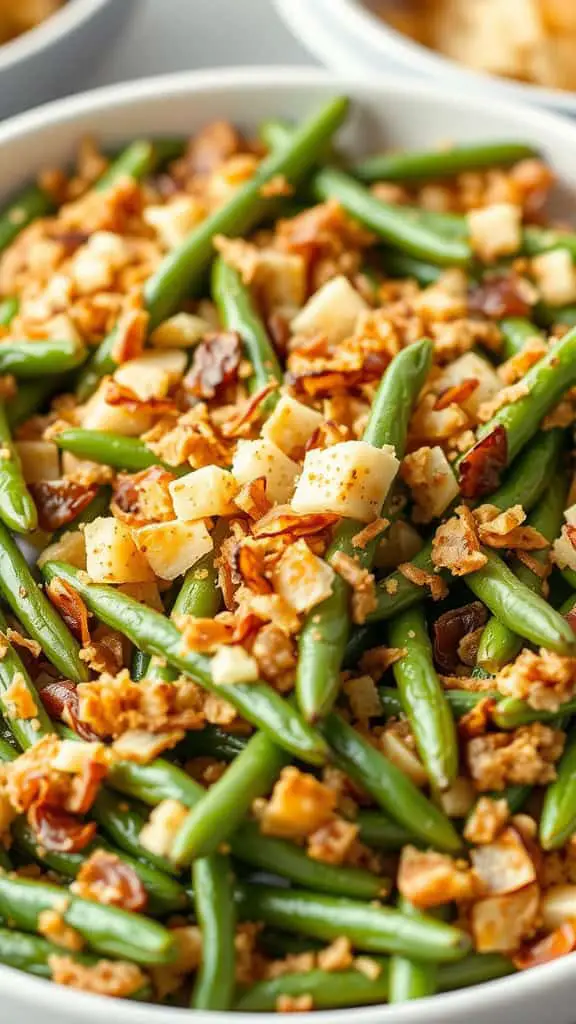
(287, 0), (576, 111)
(0, 63), (575, 1022)
(0, 0), (114, 71)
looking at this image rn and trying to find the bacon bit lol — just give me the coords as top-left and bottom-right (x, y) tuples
(49, 954), (147, 998)
(468, 273), (532, 320)
(112, 465), (175, 526)
(398, 845), (481, 908)
(234, 477), (272, 520)
(46, 577), (91, 646)
(459, 426), (508, 499)
(72, 849), (147, 911)
(433, 601), (488, 672)
(352, 517), (389, 549)
(432, 505), (487, 576)
(398, 561), (448, 600)
(221, 382), (279, 437)
(29, 802), (97, 853)
(39, 680), (99, 741)
(5, 628), (41, 659)
(330, 551), (377, 625)
(77, 670), (205, 737)
(434, 378), (479, 411)
(458, 697), (497, 740)
(253, 505), (339, 539)
(184, 331), (241, 399)
(29, 480), (98, 532)
(110, 307), (148, 365)
(513, 924), (576, 970)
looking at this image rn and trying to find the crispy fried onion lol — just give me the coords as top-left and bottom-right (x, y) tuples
(252, 505), (339, 539)
(111, 465), (176, 526)
(76, 670), (205, 738)
(433, 601), (488, 673)
(473, 503), (548, 551)
(46, 578), (91, 645)
(103, 378), (176, 417)
(234, 477), (272, 520)
(459, 426), (508, 499)
(72, 849), (147, 911)
(432, 505), (488, 576)
(221, 382), (279, 437)
(184, 331), (241, 399)
(29, 480), (98, 532)
(398, 561), (448, 600)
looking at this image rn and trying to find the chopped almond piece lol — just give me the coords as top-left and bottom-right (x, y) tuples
(139, 799), (188, 858)
(432, 505), (487, 576)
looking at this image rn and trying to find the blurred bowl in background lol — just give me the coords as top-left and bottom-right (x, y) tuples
(274, 0), (576, 116)
(0, 0), (136, 120)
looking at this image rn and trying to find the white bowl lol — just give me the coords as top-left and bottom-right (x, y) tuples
(0, 0), (136, 119)
(1, 65), (576, 1024)
(274, 0), (576, 116)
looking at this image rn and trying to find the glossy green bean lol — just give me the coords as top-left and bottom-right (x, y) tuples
(356, 810), (417, 851)
(237, 884), (470, 961)
(0, 926), (102, 981)
(498, 317), (545, 360)
(388, 898), (437, 1004)
(389, 605), (458, 791)
(95, 139), (184, 193)
(0, 526), (86, 680)
(7, 378), (62, 430)
(0, 296), (18, 326)
(379, 251), (442, 286)
(77, 97), (349, 398)
(0, 185), (54, 255)
(0, 874), (174, 964)
(54, 429), (187, 475)
(378, 686), (499, 720)
(191, 854), (237, 1010)
(0, 337), (86, 378)
(320, 713), (462, 853)
(297, 338), (433, 721)
(91, 789), (179, 877)
(0, 608), (53, 748)
(355, 141), (538, 183)
(540, 724), (576, 850)
(41, 560), (328, 765)
(170, 731), (288, 864)
(0, 403), (37, 532)
(492, 695), (576, 729)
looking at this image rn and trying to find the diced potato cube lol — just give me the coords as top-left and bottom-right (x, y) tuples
(37, 529), (86, 571)
(85, 517), (155, 583)
(273, 538), (334, 613)
(169, 466), (238, 521)
(291, 275), (369, 344)
(262, 394), (323, 459)
(150, 312), (212, 349)
(113, 349), (186, 401)
(532, 249), (576, 307)
(133, 519), (213, 581)
(437, 352), (502, 417)
(401, 446), (460, 523)
(467, 203), (522, 262)
(253, 250), (306, 313)
(553, 525), (576, 572)
(82, 385), (153, 436)
(232, 439), (298, 505)
(211, 645), (259, 685)
(292, 441), (399, 523)
(14, 441), (60, 483)
(144, 196), (204, 249)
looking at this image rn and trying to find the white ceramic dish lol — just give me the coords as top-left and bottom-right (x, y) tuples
(274, 0), (576, 115)
(1, 65), (576, 1024)
(0, 0), (135, 119)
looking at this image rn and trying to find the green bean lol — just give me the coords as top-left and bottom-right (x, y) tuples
(0, 337), (86, 378)
(0, 926), (104, 981)
(174, 724), (248, 762)
(91, 789), (179, 877)
(466, 548), (576, 655)
(540, 723), (576, 850)
(11, 818), (187, 917)
(95, 139), (184, 193)
(54, 429), (187, 475)
(439, 952), (516, 990)
(107, 753), (204, 809)
(356, 810), (417, 851)
(366, 428), (564, 625)
(498, 317), (545, 360)
(0, 404), (37, 533)
(0, 526), (86, 680)
(76, 96), (349, 398)
(170, 731), (288, 864)
(191, 854), (236, 1010)
(378, 686), (499, 720)
(0, 185), (54, 255)
(492, 695), (576, 729)
(237, 884), (470, 961)
(389, 898), (437, 1003)
(0, 874), (174, 964)
(522, 225), (576, 261)
(172, 547), (223, 621)
(477, 471), (568, 672)
(0, 608), (53, 748)
(0, 735), (17, 760)
(212, 256), (283, 408)
(7, 378), (62, 430)
(355, 141), (538, 183)
(131, 646), (148, 682)
(463, 327), (576, 472)
(41, 560), (328, 765)
(230, 820), (388, 899)
(320, 713), (462, 853)
(0, 296), (18, 327)
(389, 605), (458, 791)
(379, 251), (442, 286)
(297, 338), (433, 721)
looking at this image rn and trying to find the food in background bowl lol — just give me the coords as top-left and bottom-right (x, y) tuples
(3, 72), (576, 1020)
(367, 0), (576, 91)
(0, 0), (64, 44)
